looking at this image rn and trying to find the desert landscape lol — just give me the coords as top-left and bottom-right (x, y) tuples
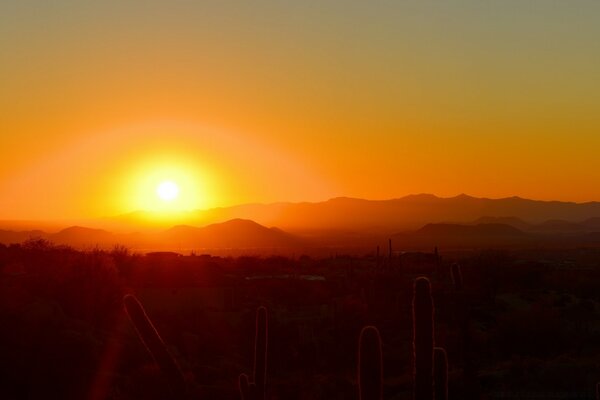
(1, 1), (600, 399)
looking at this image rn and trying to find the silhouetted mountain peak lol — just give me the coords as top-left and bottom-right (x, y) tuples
(400, 193), (441, 202)
(51, 226), (116, 245)
(451, 193), (476, 200)
(159, 219), (299, 249)
(204, 218), (274, 232)
(325, 197), (365, 204)
(57, 226), (110, 235)
(219, 218), (264, 227)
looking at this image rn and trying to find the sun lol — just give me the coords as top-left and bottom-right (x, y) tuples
(156, 181), (179, 202)
(121, 155), (214, 213)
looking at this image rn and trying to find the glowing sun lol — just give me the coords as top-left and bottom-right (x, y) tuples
(156, 181), (179, 201)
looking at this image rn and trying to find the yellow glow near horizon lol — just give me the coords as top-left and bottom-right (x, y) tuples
(120, 156), (213, 215)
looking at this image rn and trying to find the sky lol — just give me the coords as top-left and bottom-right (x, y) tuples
(1, 1), (600, 219)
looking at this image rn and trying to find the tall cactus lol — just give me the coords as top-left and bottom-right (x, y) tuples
(358, 326), (383, 400)
(239, 306), (268, 400)
(450, 263), (463, 291)
(123, 294), (187, 397)
(356, 278), (450, 400)
(433, 347), (448, 400)
(413, 277), (434, 400)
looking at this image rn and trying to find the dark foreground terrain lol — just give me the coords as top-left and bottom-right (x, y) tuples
(1, 239), (599, 399)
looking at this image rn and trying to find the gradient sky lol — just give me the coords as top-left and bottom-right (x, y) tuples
(1, 1), (600, 219)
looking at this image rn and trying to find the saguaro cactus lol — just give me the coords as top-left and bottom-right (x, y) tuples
(239, 306), (268, 400)
(123, 294), (187, 397)
(358, 326), (383, 400)
(450, 263), (463, 291)
(413, 277), (434, 400)
(433, 347), (448, 400)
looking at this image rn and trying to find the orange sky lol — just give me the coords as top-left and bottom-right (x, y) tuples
(1, 1), (600, 219)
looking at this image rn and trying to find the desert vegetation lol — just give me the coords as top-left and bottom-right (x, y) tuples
(0, 238), (599, 399)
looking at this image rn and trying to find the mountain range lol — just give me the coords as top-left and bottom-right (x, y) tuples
(0, 219), (300, 252)
(2, 194), (600, 252)
(104, 194), (600, 233)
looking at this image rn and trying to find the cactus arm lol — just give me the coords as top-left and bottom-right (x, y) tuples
(123, 294), (187, 397)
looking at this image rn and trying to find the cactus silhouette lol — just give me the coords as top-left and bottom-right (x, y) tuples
(123, 294), (187, 398)
(450, 263), (463, 291)
(239, 306), (268, 400)
(356, 279), (450, 400)
(433, 347), (448, 400)
(413, 277), (434, 400)
(358, 326), (383, 400)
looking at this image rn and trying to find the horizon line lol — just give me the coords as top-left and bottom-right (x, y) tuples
(2, 192), (600, 223)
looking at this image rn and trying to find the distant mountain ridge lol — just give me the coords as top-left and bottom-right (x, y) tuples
(416, 222), (527, 237)
(393, 222), (533, 249)
(0, 219), (302, 251)
(95, 194), (600, 234)
(469, 216), (533, 231)
(159, 219), (301, 248)
(2, 219), (600, 253)
(3, 194), (600, 252)
(468, 216), (600, 234)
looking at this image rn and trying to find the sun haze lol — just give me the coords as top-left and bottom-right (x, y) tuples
(1, 2), (600, 220)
